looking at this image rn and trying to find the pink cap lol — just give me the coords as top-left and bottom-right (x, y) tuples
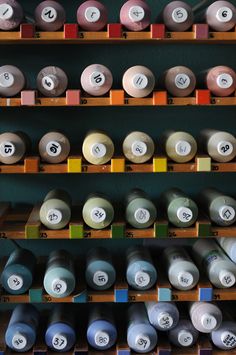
(34, 0), (66, 31)
(0, 0), (23, 30)
(77, 0), (108, 31)
(206, 66), (236, 97)
(120, 0), (151, 31)
(122, 65), (155, 98)
(80, 64), (113, 96)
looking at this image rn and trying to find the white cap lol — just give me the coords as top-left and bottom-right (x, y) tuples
(46, 209), (62, 225)
(216, 7), (233, 23)
(216, 73), (233, 89)
(85, 6), (101, 23)
(134, 208), (150, 224)
(0, 141), (15, 157)
(132, 73), (148, 89)
(0, 72), (14, 88)
(41, 6), (57, 23)
(134, 271), (150, 288)
(128, 6), (145, 22)
(217, 141), (233, 156)
(172, 7), (188, 23)
(90, 207), (106, 223)
(7, 274), (23, 291)
(158, 312), (173, 329)
(175, 74), (191, 89)
(221, 331), (236, 348)
(178, 330), (193, 347)
(89, 71), (105, 87)
(178, 271), (194, 288)
(219, 205), (235, 222)
(219, 269), (236, 287)
(51, 278), (67, 295)
(46, 141), (62, 157)
(131, 141), (147, 156)
(0, 4), (13, 20)
(90, 143), (106, 158)
(12, 333), (27, 350)
(135, 334), (151, 351)
(52, 333), (68, 350)
(176, 207), (193, 223)
(201, 313), (217, 331)
(93, 270), (108, 286)
(175, 140), (191, 156)
(42, 75), (59, 91)
(94, 331), (110, 347)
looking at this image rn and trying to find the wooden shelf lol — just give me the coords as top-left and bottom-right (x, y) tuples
(0, 155), (235, 174)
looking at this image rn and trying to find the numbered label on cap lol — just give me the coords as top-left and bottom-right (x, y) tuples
(0, 72), (14, 88)
(0, 4), (13, 20)
(158, 313), (173, 329)
(41, 7), (57, 22)
(177, 207), (193, 223)
(95, 331), (109, 347)
(52, 279), (67, 295)
(90, 143), (106, 158)
(42, 75), (58, 91)
(52, 334), (67, 350)
(7, 275), (23, 291)
(132, 74), (148, 89)
(219, 205), (235, 222)
(128, 6), (145, 22)
(135, 335), (151, 351)
(135, 271), (150, 287)
(93, 271), (108, 286)
(178, 331), (193, 347)
(221, 331), (236, 348)
(90, 71), (105, 87)
(220, 271), (235, 287)
(12, 334), (27, 350)
(172, 7), (188, 23)
(131, 141), (147, 157)
(134, 208), (150, 224)
(217, 141), (234, 156)
(216, 7), (233, 22)
(175, 74), (191, 89)
(85, 7), (101, 23)
(175, 140), (191, 156)
(178, 271), (194, 288)
(46, 209), (62, 224)
(91, 207), (106, 223)
(217, 74), (233, 89)
(46, 141), (62, 157)
(201, 314), (217, 330)
(0, 141), (15, 157)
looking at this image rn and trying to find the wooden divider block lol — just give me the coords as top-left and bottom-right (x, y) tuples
(67, 157), (82, 173)
(66, 90), (81, 106)
(24, 157), (40, 173)
(158, 348), (171, 355)
(196, 89), (211, 105)
(73, 290), (88, 303)
(153, 157), (168, 172)
(111, 158), (125, 172)
(196, 156), (211, 172)
(193, 24), (209, 39)
(157, 287), (172, 301)
(197, 220), (212, 237)
(108, 23), (122, 38)
(114, 288), (128, 303)
(64, 24), (78, 38)
(111, 222), (125, 238)
(69, 223), (84, 239)
(29, 288), (43, 303)
(20, 23), (35, 38)
(117, 349), (130, 355)
(151, 24), (165, 39)
(25, 205), (41, 239)
(153, 91), (168, 106)
(110, 90), (125, 105)
(21, 90), (36, 106)
(198, 287), (213, 301)
(154, 221), (168, 237)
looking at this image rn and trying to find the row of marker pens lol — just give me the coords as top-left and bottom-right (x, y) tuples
(4, 302), (236, 352)
(0, 64), (236, 98)
(0, 0), (235, 32)
(22, 187), (236, 230)
(3, 240), (236, 296)
(1, 129), (236, 165)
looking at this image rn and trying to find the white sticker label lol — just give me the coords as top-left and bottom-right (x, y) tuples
(0, 141), (15, 157)
(42, 75), (57, 91)
(201, 314), (217, 330)
(175, 140), (191, 156)
(217, 141), (233, 156)
(219, 205), (235, 222)
(172, 7), (188, 23)
(95, 331), (109, 347)
(7, 275), (23, 291)
(89, 71), (105, 87)
(178, 331), (193, 347)
(178, 272), (194, 288)
(132, 73), (148, 89)
(52, 334), (67, 350)
(216, 74), (233, 89)
(131, 141), (147, 156)
(221, 331), (236, 348)
(129, 6), (145, 22)
(0, 4), (13, 20)
(175, 74), (191, 89)
(93, 271), (108, 286)
(176, 207), (193, 223)
(135, 271), (150, 287)
(0, 72), (14, 88)
(216, 7), (233, 23)
(135, 335), (151, 351)
(158, 313), (173, 329)
(46, 141), (62, 157)
(134, 208), (150, 224)
(41, 7), (57, 22)
(12, 334), (27, 350)
(85, 7), (101, 23)
(46, 209), (62, 225)
(51, 279), (67, 295)
(90, 143), (106, 158)
(90, 207), (106, 223)
(220, 270), (235, 287)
